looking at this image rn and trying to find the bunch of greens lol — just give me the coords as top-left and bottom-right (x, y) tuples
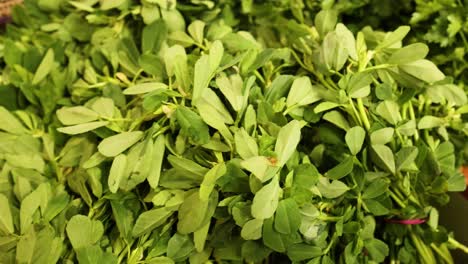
(0, 1), (467, 264)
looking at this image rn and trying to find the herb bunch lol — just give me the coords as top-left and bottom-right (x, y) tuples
(0, 1), (467, 264)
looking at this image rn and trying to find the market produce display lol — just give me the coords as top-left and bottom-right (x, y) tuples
(0, 1), (467, 263)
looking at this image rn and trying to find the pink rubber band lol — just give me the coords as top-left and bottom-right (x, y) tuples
(385, 218), (426, 225)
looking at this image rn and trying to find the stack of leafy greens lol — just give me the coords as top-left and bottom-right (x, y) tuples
(0, 1), (467, 263)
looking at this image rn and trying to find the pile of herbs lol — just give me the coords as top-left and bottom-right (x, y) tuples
(0, 1), (468, 263)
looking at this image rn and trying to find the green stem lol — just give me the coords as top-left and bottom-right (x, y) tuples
(389, 189), (406, 208)
(348, 98), (363, 127)
(448, 237), (468, 253)
(357, 98), (371, 130)
(430, 243), (453, 264)
(408, 101), (420, 141)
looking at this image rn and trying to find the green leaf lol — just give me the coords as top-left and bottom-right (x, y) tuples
(362, 179), (389, 199)
(377, 26), (410, 49)
(371, 144), (396, 174)
(56, 106), (99, 125)
(147, 135), (166, 188)
(365, 239), (389, 262)
(345, 126), (366, 155)
(200, 163), (226, 201)
(241, 156), (277, 183)
(347, 72), (372, 98)
(0, 194), (14, 234)
(323, 110), (351, 131)
(76, 245), (118, 264)
(32, 49), (54, 85)
(418, 116), (445, 129)
(0, 107), (28, 134)
(251, 176), (281, 219)
(287, 244), (322, 261)
(364, 199), (390, 216)
(286, 77), (321, 108)
(376, 101), (401, 125)
(167, 233), (195, 262)
(317, 177), (350, 199)
(315, 10), (338, 38)
(178, 190), (218, 234)
(388, 43), (429, 64)
(235, 128), (258, 160)
(188, 20), (205, 44)
(66, 215), (104, 249)
(275, 120), (304, 166)
(325, 156), (354, 180)
(193, 40), (224, 104)
(274, 199), (301, 234)
(57, 121), (109, 135)
(370, 127), (394, 145)
(142, 19), (167, 54)
(396, 147), (419, 171)
(241, 219), (264, 240)
(194, 222), (210, 253)
(132, 207), (173, 237)
(263, 218), (287, 252)
(123, 82), (168, 95)
(98, 131), (144, 157)
(176, 106), (210, 145)
(335, 23), (357, 60)
(399, 59), (445, 83)
(322, 32), (348, 71)
(90, 97), (115, 118)
(108, 154), (127, 193)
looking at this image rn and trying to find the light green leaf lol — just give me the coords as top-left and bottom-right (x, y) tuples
(314, 102), (341, 113)
(323, 110), (350, 131)
(178, 190), (218, 234)
(0, 107), (28, 134)
(241, 219), (263, 240)
(76, 245), (118, 264)
(56, 106), (99, 125)
(188, 20), (205, 44)
(388, 43), (429, 64)
(66, 215), (104, 249)
(235, 128), (258, 160)
(315, 10), (338, 37)
(251, 176), (281, 219)
(123, 82), (168, 95)
(370, 127), (394, 145)
(108, 154), (127, 193)
(335, 23), (357, 60)
(132, 207), (173, 237)
(325, 156), (354, 180)
(193, 41), (224, 104)
(345, 126), (366, 155)
(32, 49), (55, 85)
(286, 77), (321, 108)
(317, 177), (350, 198)
(377, 26), (410, 49)
(0, 194), (14, 234)
(200, 163), (226, 201)
(399, 59), (445, 83)
(57, 121), (109, 135)
(274, 199), (301, 234)
(371, 144), (396, 174)
(147, 134), (166, 188)
(241, 156), (277, 183)
(418, 116), (445, 129)
(90, 97), (115, 118)
(194, 222), (210, 253)
(376, 101), (401, 125)
(216, 74), (244, 112)
(347, 72), (372, 98)
(98, 131), (144, 157)
(275, 120), (304, 166)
